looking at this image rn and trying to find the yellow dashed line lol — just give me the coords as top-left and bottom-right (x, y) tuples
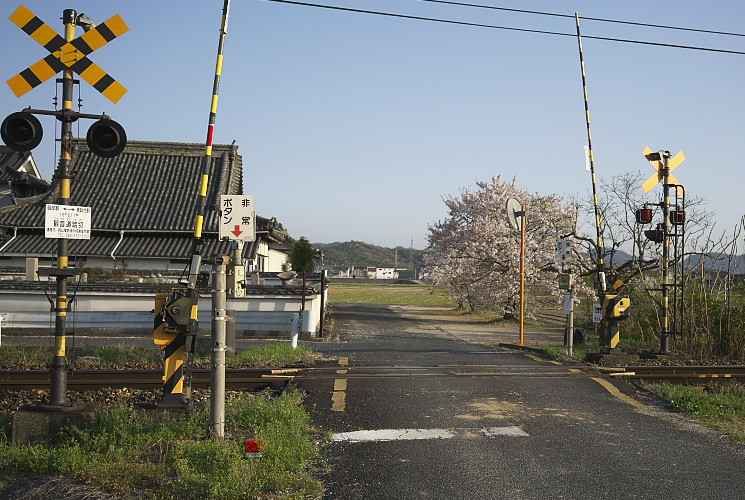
(591, 377), (645, 408)
(331, 391), (346, 412)
(333, 379), (348, 391)
(332, 357), (349, 412)
(524, 353), (562, 365)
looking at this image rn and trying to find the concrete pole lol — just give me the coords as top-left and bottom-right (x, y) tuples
(319, 270), (327, 338)
(210, 257), (228, 439)
(565, 287), (575, 357)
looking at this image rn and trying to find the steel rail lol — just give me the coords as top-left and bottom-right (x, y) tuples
(3, 365), (742, 390)
(604, 365), (745, 382)
(0, 368), (300, 390)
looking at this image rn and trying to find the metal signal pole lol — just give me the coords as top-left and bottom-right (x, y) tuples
(660, 152), (672, 353)
(519, 207), (527, 346)
(49, 9), (79, 407)
(4, 6), (129, 409)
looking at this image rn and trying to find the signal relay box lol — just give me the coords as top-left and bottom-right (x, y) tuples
(227, 263), (245, 299)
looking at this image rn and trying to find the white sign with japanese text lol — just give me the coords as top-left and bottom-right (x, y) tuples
(219, 195), (255, 241)
(45, 204), (91, 240)
(593, 303), (602, 323)
(556, 240), (573, 264)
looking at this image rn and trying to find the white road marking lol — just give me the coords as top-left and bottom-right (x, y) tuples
(332, 426), (529, 442)
(482, 426), (529, 437)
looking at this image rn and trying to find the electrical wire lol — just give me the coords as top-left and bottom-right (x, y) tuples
(420, 0), (745, 38)
(264, 0), (745, 55)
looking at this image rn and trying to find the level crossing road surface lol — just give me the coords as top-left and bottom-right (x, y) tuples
(299, 303), (745, 500)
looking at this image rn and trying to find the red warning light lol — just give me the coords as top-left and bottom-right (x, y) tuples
(670, 210), (685, 225)
(635, 208), (653, 224)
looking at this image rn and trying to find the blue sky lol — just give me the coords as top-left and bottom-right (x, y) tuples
(2, 1), (744, 249)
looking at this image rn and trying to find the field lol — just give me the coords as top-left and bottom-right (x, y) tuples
(329, 282), (454, 305)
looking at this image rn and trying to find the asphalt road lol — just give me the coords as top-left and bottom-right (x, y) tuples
(299, 303), (745, 500)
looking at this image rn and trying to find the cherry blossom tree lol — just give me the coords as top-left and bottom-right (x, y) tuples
(425, 175), (576, 318)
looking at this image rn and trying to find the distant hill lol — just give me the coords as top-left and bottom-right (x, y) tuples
(312, 241), (426, 269)
(684, 252), (745, 274)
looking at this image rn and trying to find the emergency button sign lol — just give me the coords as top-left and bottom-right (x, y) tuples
(45, 204), (91, 240)
(219, 195), (255, 241)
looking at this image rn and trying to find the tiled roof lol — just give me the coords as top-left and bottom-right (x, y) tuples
(0, 148), (25, 182)
(0, 140), (242, 231)
(0, 231), (259, 260)
(0, 147), (50, 190)
(0, 140), (289, 260)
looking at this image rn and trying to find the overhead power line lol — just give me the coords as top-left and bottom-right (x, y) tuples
(421, 0), (745, 38)
(265, 0), (745, 55)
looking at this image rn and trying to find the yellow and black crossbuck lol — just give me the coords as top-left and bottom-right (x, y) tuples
(6, 5), (128, 103)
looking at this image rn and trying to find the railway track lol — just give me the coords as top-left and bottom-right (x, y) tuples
(604, 365), (745, 383)
(1, 364), (743, 391)
(0, 367), (303, 390)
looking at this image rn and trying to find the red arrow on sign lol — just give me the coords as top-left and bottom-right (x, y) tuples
(231, 225), (243, 237)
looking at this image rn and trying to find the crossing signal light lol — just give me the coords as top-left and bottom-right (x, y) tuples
(644, 225), (665, 243)
(86, 118), (127, 158)
(635, 208), (653, 224)
(1, 112), (43, 152)
(670, 210), (685, 225)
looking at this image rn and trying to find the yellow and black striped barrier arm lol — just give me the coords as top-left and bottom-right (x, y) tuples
(7, 5), (128, 103)
(575, 14), (608, 295)
(187, 0), (231, 291)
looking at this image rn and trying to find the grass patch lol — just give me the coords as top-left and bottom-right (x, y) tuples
(0, 390), (322, 498)
(217, 342), (314, 368)
(541, 343), (597, 362)
(0, 345), (57, 369)
(329, 284), (453, 306)
(1, 342), (313, 370)
(643, 382), (745, 442)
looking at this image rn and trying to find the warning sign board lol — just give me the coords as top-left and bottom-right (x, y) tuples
(45, 204), (91, 239)
(219, 195), (255, 241)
